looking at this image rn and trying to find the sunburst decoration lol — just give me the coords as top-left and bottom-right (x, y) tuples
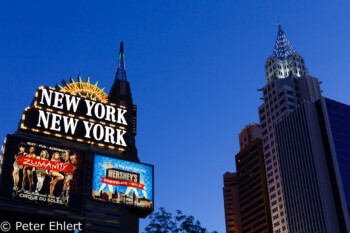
(58, 76), (108, 103)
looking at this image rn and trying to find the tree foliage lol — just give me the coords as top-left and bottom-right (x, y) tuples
(144, 207), (217, 233)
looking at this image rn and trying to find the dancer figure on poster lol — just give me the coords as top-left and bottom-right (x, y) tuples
(49, 152), (64, 197)
(60, 151), (76, 204)
(35, 150), (49, 194)
(21, 146), (36, 192)
(12, 144), (26, 191)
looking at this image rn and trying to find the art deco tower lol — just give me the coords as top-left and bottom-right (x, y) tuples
(258, 25), (321, 233)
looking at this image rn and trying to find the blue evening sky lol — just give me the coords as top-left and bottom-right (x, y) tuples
(1, 1), (349, 232)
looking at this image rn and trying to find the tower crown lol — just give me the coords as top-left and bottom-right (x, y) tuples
(273, 24), (296, 60)
(265, 24), (308, 83)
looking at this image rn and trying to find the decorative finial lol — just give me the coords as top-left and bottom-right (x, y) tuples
(272, 24), (295, 59)
(115, 41), (127, 81)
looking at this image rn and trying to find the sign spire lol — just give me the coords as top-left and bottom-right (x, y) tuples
(115, 41), (127, 81)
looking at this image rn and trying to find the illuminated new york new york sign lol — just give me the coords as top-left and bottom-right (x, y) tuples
(20, 86), (129, 151)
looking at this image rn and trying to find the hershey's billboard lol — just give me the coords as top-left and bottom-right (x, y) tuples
(92, 155), (153, 211)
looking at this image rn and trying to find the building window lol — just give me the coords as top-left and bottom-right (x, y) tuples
(274, 222), (280, 227)
(263, 130), (268, 136)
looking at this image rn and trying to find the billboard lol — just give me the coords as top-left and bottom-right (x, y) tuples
(19, 86), (129, 151)
(92, 155), (153, 210)
(0, 135), (84, 210)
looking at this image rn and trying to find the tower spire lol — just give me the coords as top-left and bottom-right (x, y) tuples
(273, 24), (296, 60)
(115, 41), (127, 81)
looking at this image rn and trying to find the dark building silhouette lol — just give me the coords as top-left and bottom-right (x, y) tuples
(235, 123), (272, 233)
(84, 42), (141, 232)
(223, 172), (242, 233)
(223, 123), (272, 233)
(112, 190), (118, 199)
(101, 192), (110, 202)
(108, 42), (139, 162)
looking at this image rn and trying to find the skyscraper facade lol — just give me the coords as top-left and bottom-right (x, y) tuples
(316, 97), (350, 231)
(258, 25), (321, 233)
(235, 123), (272, 233)
(223, 123), (273, 233)
(274, 97), (350, 232)
(223, 172), (242, 233)
(275, 102), (342, 232)
(239, 122), (262, 150)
